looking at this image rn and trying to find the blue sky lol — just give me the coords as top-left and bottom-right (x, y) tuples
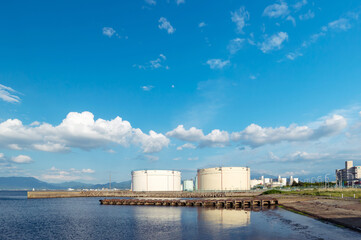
(1, 0), (361, 183)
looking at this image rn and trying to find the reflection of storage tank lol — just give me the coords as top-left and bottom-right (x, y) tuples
(198, 208), (251, 228)
(183, 179), (194, 191)
(197, 167), (250, 191)
(131, 170), (181, 191)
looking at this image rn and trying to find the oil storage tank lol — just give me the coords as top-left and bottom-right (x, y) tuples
(197, 167), (250, 191)
(131, 170), (182, 191)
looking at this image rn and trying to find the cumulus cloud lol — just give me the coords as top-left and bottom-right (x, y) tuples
(177, 143), (196, 151)
(0, 111), (169, 153)
(102, 27), (116, 37)
(227, 38), (245, 54)
(158, 17), (175, 34)
(167, 125), (204, 142)
(259, 32), (288, 53)
(11, 155), (32, 164)
(263, 2), (289, 18)
(167, 125), (229, 148)
(0, 84), (20, 103)
(231, 114), (347, 147)
(231, 6), (250, 33)
(206, 59), (230, 69)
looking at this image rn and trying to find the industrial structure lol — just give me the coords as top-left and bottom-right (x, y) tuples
(336, 161), (361, 186)
(250, 175), (299, 188)
(131, 170), (182, 191)
(196, 167), (250, 191)
(183, 179), (194, 191)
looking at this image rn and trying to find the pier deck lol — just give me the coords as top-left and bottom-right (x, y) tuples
(99, 198), (278, 208)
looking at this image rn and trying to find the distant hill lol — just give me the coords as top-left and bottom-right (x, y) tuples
(0, 177), (131, 190)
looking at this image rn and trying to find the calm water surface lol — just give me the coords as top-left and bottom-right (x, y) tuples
(0, 191), (360, 240)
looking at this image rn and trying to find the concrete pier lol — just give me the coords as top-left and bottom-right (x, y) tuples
(99, 198), (278, 208)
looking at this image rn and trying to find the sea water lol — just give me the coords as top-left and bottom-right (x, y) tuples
(0, 191), (360, 240)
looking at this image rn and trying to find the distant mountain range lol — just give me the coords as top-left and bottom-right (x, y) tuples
(0, 177), (131, 190)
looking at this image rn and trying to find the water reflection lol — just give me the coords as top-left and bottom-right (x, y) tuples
(198, 208), (251, 228)
(133, 206), (182, 222)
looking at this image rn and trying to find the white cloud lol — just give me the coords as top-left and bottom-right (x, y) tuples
(227, 38), (245, 54)
(263, 2), (289, 18)
(293, 0), (307, 11)
(299, 10), (315, 20)
(11, 155), (32, 164)
(176, 0), (185, 5)
(0, 111), (169, 153)
(259, 32), (288, 53)
(249, 75), (257, 80)
(173, 157), (181, 161)
(206, 59), (230, 69)
(231, 6), (250, 33)
(141, 85), (154, 91)
(158, 17), (175, 34)
(199, 22), (206, 28)
(167, 125), (229, 148)
(0, 84), (20, 103)
(102, 27), (116, 37)
(286, 52), (303, 60)
(81, 168), (95, 173)
(199, 129), (229, 148)
(328, 18), (352, 31)
(145, 0), (156, 5)
(188, 157), (199, 161)
(177, 143), (196, 150)
(231, 114), (347, 147)
(40, 167), (93, 183)
(286, 15), (296, 26)
(167, 125), (204, 142)
(135, 54), (169, 70)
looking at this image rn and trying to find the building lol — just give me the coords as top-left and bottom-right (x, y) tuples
(131, 170), (182, 191)
(336, 161), (361, 186)
(197, 167), (250, 191)
(183, 179), (194, 191)
(250, 179), (263, 188)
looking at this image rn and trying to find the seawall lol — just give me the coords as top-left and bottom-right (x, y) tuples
(27, 190), (262, 199)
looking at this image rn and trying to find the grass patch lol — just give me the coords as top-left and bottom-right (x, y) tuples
(262, 189), (283, 195)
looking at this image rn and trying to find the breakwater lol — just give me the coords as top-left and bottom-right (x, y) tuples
(99, 197), (278, 208)
(27, 190), (262, 199)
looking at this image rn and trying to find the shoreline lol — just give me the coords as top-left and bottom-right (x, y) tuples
(275, 194), (361, 233)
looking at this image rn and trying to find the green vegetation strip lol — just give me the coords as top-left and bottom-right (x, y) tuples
(262, 189), (361, 199)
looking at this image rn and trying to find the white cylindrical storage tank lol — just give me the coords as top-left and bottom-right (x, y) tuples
(131, 170), (182, 191)
(197, 167), (250, 191)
